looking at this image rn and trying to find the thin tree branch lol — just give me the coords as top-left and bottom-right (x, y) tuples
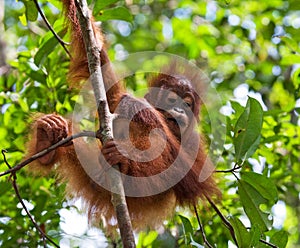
(2, 151), (60, 248)
(216, 163), (242, 173)
(2, 150), (11, 169)
(193, 205), (214, 248)
(215, 166), (242, 173)
(259, 238), (278, 248)
(205, 195), (238, 246)
(73, 1), (135, 247)
(33, 0), (71, 57)
(0, 131), (95, 177)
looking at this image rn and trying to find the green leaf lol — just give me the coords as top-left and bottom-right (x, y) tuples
(262, 135), (283, 143)
(230, 100), (245, 117)
(248, 224), (261, 247)
(34, 29), (67, 66)
(95, 6), (133, 22)
(19, 13), (27, 26)
(229, 218), (260, 247)
(0, 127), (8, 140)
(263, 109), (284, 117)
(279, 36), (299, 53)
(245, 134), (261, 159)
(142, 231), (158, 247)
(292, 66), (300, 89)
(93, 0), (119, 13)
(27, 70), (47, 84)
(33, 194), (48, 217)
(18, 98), (29, 113)
(152, 231), (176, 247)
(0, 181), (12, 195)
(281, 54), (300, 65)
(233, 97), (263, 162)
(179, 215), (193, 235)
(229, 216), (252, 247)
(238, 179), (272, 232)
(23, 0), (38, 22)
(241, 172), (278, 203)
(270, 230), (288, 248)
(14, 120), (27, 134)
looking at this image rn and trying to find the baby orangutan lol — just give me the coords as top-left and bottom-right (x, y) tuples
(25, 0), (219, 233)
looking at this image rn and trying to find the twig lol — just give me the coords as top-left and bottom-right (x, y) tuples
(2, 151), (60, 248)
(259, 238), (278, 248)
(215, 166), (242, 173)
(205, 195), (238, 246)
(2, 150), (11, 169)
(33, 0), (71, 57)
(0, 131), (95, 177)
(74, 0), (135, 247)
(193, 205), (214, 248)
(216, 163), (242, 173)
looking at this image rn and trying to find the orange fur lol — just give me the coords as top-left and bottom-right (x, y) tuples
(62, 0), (123, 112)
(25, 0), (220, 235)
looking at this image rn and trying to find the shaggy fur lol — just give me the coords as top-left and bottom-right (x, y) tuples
(25, 0), (219, 235)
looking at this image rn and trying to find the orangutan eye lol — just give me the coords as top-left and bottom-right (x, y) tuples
(184, 102), (191, 108)
(183, 97), (193, 109)
(166, 92), (178, 105)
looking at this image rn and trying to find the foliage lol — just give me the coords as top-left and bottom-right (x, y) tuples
(1, 0), (300, 247)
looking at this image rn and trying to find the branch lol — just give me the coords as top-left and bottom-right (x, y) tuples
(2, 151), (59, 248)
(215, 166), (242, 173)
(33, 0), (70, 57)
(216, 163), (242, 173)
(259, 238), (278, 248)
(193, 205), (214, 248)
(0, 131), (95, 177)
(205, 195), (238, 246)
(73, 1), (135, 247)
